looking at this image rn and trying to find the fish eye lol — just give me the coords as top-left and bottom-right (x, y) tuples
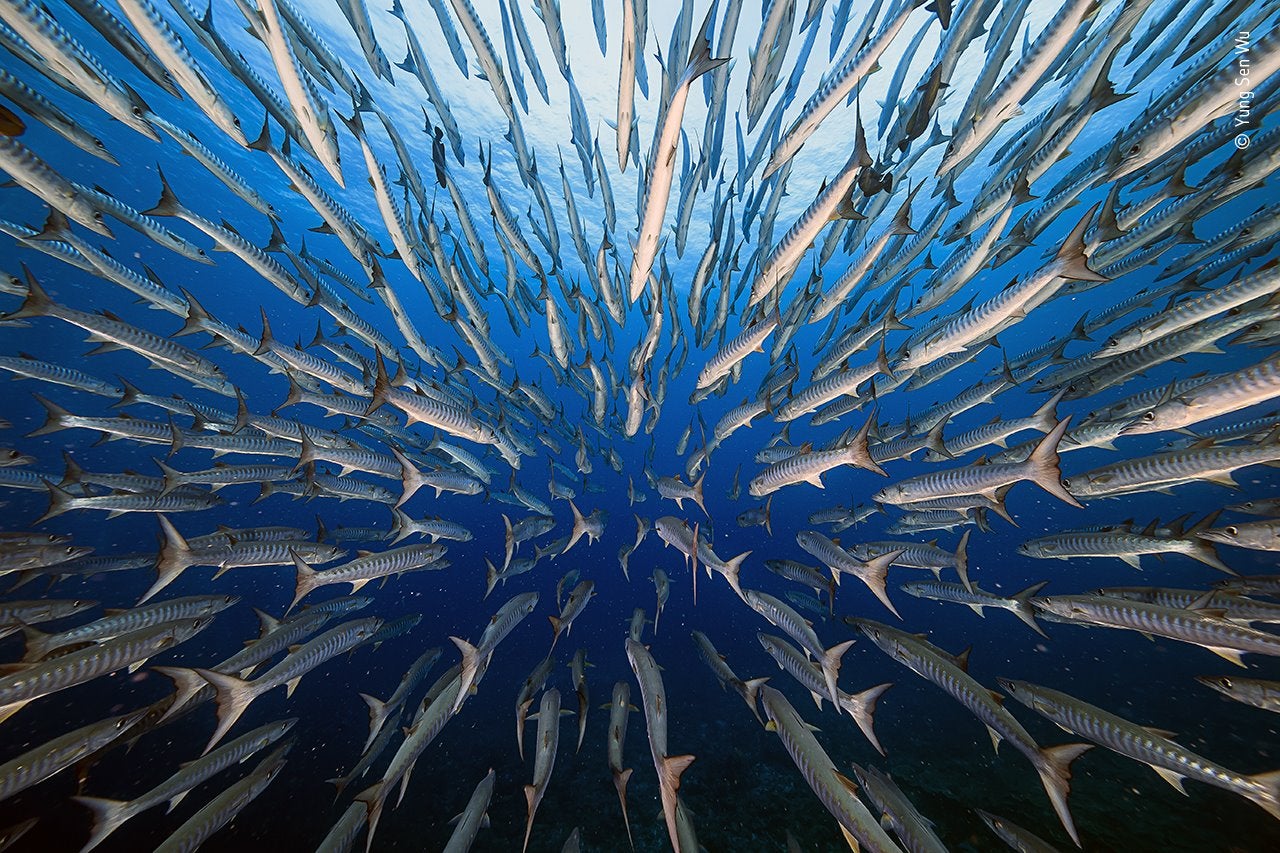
(233, 117), (241, 128)
(94, 139), (106, 149)
(1142, 411), (1155, 421)
(1221, 678), (1233, 688)
(1061, 478), (1072, 488)
(1127, 144), (1140, 155)
(1225, 526), (1238, 536)
(132, 106), (144, 117)
(65, 546), (75, 554)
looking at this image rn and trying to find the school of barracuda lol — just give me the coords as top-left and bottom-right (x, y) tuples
(0, 0), (1278, 849)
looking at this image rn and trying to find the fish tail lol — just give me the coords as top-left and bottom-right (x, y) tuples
(954, 530), (972, 592)
(142, 166), (184, 218)
(354, 782), (386, 853)
(32, 207), (72, 242)
(923, 413), (952, 461)
(27, 394), (71, 437)
(820, 639), (856, 707)
(484, 558), (498, 599)
(501, 513), (514, 571)
(613, 767), (635, 850)
(851, 411), (887, 475)
(1011, 582), (1050, 638)
(1246, 769), (1280, 822)
(1055, 203), (1108, 282)
(287, 549), (319, 614)
(388, 507), (411, 544)
(521, 784), (538, 853)
(152, 665), (211, 724)
(72, 796), (134, 853)
(1037, 742), (1093, 848)
(449, 635), (481, 713)
(253, 308), (274, 357)
(17, 621), (51, 663)
(145, 514), (192, 604)
(1024, 417), (1083, 508)
(568, 499), (588, 549)
(390, 446), (422, 508)
(990, 484), (1018, 526)
(839, 682), (893, 756)
(359, 692), (388, 753)
(683, 6), (728, 86)
(860, 550), (902, 618)
(35, 478), (75, 524)
(739, 677), (770, 724)
(1032, 388), (1068, 435)
(722, 550), (751, 600)
(690, 471), (708, 518)
(661, 753), (696, 797)
(193, 668), (259, 754)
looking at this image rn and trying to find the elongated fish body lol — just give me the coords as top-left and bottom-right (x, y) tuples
(443, 769), (495, 853)
(451, 593), (539, 714)
(1122, 352), (1280, 435)
(520, 688), (562, 852)
(1002, 678), (1280, 822)
(692, 630), (768, 722)
(902, 579), (1047, 637)
(750, 415), (884, 495)
(153, 744), (288, 853)
(289, 543), (446, 610)
(697, 309), (780, 389)
(759, 686), (904, 852)
(976, 809), (1061, 853)
(605, 679), (635, 846)
(1098, 587), (1280, 625)
(629, 12), (727, 303)
(0, 616), (212, 720)
(75, 718), (296, 852)
(21, 593), (237, 661)
(851, 762), (948, 853)
(193, 617), (381, 751)
(852, 619), (1090, 846)
(116, 0), (245, 145)
(765, 0), (920, 177)
(0, 707), (144, 803)
(1064, 434), (1280, 500)
(446, 0), (515, 119)
(1033, 595), (1280, 666)
(743, 588), (852, 708)
(0, 0), (159, 140)
(625, 638), (694, 852)
(256, 0), (343, 184)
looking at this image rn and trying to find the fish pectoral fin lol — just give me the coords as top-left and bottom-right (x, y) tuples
(285, 675), (303, 698)
(1119, 554), (1142, 569)
(1151, 766), (1188, 795)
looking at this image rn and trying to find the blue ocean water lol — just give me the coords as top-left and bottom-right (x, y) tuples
(0, 0), (1278, 851)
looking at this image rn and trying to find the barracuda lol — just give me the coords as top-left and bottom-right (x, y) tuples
(1002, 678), (1280, 822)
(851, 618), (1090, 846)
(1033, 594), (1280, 665)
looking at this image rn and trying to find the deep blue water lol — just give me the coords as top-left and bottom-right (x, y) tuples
(1, 0), (1279, 851)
